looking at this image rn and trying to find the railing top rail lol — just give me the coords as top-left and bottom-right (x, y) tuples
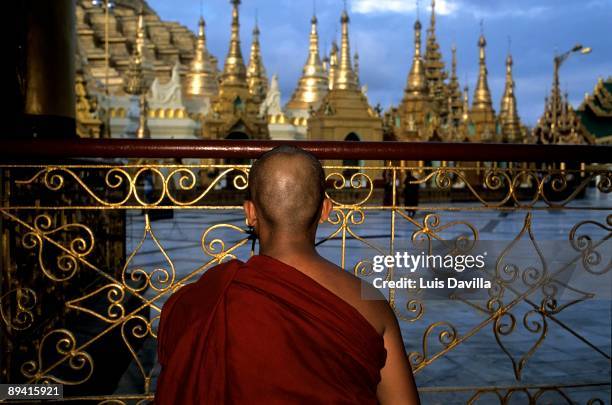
(1, 139), (610, 163)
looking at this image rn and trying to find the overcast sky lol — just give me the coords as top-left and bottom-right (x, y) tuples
(148, 0), (612, 125)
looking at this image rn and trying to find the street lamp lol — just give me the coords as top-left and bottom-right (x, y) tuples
(553, 44), (591, 102)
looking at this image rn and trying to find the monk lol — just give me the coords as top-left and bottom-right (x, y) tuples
(156, 146), (420, 404)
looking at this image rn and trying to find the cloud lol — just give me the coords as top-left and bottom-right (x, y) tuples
(352, 0), (458, 15)
(352, 0), (551, 20)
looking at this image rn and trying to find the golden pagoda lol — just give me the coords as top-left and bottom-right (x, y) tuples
(246, 19), (268, 99)
(184, 16), (219, 98)
(203, 0), (268, 140)
(308, 7), (382, 143)
(423, 0), (449, 116)
(499, 54), (523, 142)
(469, 30), (497, 141)
(285, 14), (329, 116)
(395, 18), (436, 141)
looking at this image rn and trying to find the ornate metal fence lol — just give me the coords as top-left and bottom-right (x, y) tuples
(0, 140), (610, 404)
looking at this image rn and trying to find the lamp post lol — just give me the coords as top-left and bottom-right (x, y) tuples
(92, 0), (115, 138)
(552, 45), (590, 166)
(552, 44), (591, 112)
(91, 0), (115, 94)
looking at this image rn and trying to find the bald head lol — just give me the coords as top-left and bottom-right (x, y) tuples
(247, 146), (326, 232)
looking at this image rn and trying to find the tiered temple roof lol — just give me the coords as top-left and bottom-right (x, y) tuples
(76, 0), (198, 94)
(423, 0), (449, 116)
(576, 77), (612, 144)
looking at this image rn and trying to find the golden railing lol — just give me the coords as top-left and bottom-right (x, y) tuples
(0, 140), (610, 404)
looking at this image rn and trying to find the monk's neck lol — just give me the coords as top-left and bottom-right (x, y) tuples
(258, 235), (319, 262)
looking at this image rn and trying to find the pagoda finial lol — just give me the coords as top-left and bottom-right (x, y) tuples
(335, 6), (358, 90)
(430, 0), (436, 32)
(221, 0), (247, 87)
(451, 44), (457, 75)
(247, 12), (268, 98)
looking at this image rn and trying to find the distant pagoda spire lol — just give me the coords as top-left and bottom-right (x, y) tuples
(286, 13), (329, 112)
(405, 19), (427, 95)
(246, 16), (268, 98)
(469, 23), (497, 140)
(185, 16), (219, 97)
(221, 0), (247, 88)
(499, 53), (522, 142)
(472, 29), (494, 111)
(334, 6), (359, 90)
(328, 40), (339, 90)
(461, 85), (470, 123)
(424, 0), (448, 111)
(447, 45), (463, 125)
(354, 51), (360, 84)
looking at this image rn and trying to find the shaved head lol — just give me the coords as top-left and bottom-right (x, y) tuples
(247, 146), (326, 232)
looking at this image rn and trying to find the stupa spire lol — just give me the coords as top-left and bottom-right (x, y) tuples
(499, 52), (522, 141)
(221, 0), (247, 87)
(472, 25), (493, 110)
(286, 12), (329, 111)
(247, 14), (268, 98)
(334, 6), (359, 90)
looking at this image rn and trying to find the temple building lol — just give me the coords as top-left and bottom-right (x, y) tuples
(202, 0), (268, 140)
(71, 0), (607, 146)
(307, 7), (382, 143)
(576, 77), (612, 144)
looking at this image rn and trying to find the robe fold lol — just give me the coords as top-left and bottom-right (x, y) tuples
(156, 254), (387, 404)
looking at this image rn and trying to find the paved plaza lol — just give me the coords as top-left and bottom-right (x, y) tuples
(118, 189), (611, 403)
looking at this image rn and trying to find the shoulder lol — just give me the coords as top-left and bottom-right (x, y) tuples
(162, 259), (242, 315)
(317, 260), (396, 336)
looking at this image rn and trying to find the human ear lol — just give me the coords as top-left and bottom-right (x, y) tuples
(319, 198), (333, 224)
(243, 200), (258, 228)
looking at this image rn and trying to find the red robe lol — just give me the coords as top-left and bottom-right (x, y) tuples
(156, 255), (387, 404)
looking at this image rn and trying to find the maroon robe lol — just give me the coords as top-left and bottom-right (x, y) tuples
(156, 255), (387, 404)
